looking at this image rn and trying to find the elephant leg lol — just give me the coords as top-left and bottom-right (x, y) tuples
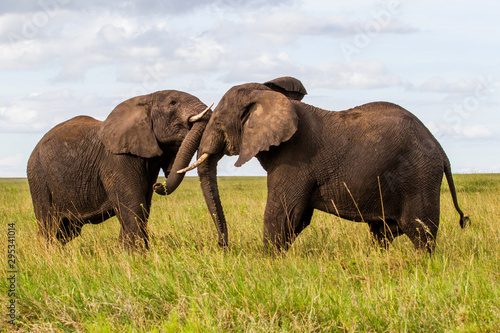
(39, 206), (67, 245)
(369, 219), (402, 249)
(401, 216), (439, 253)
(34, 190), (59, 244)
(398, 195), (440, 253)
(115, 203), (150, 250)
(56, 217), (83, 245)
(263, 181), (313, 253)
(295, 206), (314, 236)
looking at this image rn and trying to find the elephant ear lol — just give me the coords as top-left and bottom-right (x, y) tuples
(99, 96), (162, 158)
(264, 76), (307, 101)
(235, 90), (298, 167)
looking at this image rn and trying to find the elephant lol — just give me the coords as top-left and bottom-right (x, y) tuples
(177, 77), (470, 253)
(27, 90), (212, 249)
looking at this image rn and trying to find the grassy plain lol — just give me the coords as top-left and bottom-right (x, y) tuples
(1, 174), (499, 332)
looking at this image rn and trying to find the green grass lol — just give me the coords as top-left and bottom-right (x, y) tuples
(1, 175), (499, 332)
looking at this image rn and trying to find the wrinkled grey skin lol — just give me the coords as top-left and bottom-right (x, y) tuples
(182, 77), (469, 253)
(27, 90), (210, 249)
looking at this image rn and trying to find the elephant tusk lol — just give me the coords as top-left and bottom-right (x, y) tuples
(189, 103), (214, 123)
(177, 153), (210, 173)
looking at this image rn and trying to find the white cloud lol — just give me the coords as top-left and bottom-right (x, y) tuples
(308, 61), (401, 90)
(221, 52), (299, 83)
(209, 7), (415, 46)
(416, 76), (492, 95)
(1, 1), (418, 82)
(173, 35), (225, 72)
(0, 0), (288, 17)
(0, 154), (22, 166)
(0, 90), (114, 133)
(456, 164), (500, 174)
(0, 154), (24, 178)
(427, 122), (494, 140)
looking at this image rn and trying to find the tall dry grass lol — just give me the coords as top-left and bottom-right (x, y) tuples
(1, 175), (499, 332)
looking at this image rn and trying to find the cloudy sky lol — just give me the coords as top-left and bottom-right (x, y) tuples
(1, 0), (499, 177)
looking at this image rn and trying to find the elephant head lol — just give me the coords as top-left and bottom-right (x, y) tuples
(175, 77), (307, 247)
(100, 90), (212, 194)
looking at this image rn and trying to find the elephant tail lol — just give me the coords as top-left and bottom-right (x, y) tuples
(443, 158), (470, 229)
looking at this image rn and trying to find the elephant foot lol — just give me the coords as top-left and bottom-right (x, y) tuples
(153, 183), (167, 195)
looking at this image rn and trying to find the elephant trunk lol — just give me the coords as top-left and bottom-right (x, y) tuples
(176, 121), (226, 174)
(174, 121), (229, 247)
(162, 108), (211, 194)
(197, 151), (228, 247)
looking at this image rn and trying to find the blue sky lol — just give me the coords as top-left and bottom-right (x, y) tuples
(1, 0), (499, 177)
